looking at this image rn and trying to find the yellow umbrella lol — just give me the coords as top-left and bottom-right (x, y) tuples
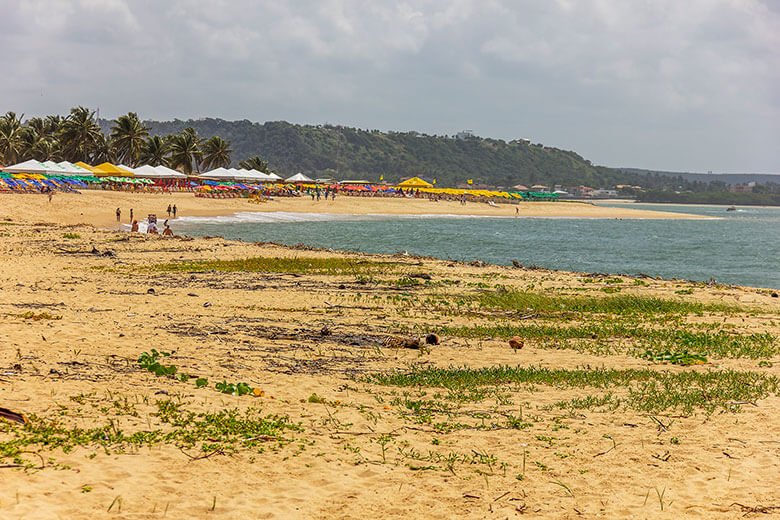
(397, 176), (433, 188)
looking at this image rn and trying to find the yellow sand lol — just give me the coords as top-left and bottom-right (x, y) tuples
(0, 192), (775, 519)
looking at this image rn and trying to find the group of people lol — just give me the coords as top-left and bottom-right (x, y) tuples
(307, 186), (338, 201)
(116, 204), (178, 236)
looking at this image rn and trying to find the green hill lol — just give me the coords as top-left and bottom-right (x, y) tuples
(135, 118), (658, 188)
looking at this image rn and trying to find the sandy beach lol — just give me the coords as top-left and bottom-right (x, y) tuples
(0, 191), (777, 519)
(0, 190), (704, 229)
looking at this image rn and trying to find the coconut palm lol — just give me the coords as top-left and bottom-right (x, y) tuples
(168, 128), (202, 174)
(140, 135), (169, 166)
(44, 115), (63, 136)
(200, 136), (232, 170)
(92, 133), (115, 164)
(29, 137), (60, 162)
(58, 106), (102, 162)
(110, 112), (148, 167)
(20, 125), (55, 162)
(0, 112), (25, 165)
(238, 155), (269, 172)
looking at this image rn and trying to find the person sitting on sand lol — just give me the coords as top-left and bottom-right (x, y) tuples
(147, 222), (158, 234)
(162, 225), (174, 237)
(131, 220), (139, 232)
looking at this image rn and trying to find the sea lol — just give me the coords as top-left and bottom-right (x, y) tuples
(173, 203), (780, 289)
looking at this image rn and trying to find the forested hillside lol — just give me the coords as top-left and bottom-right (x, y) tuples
(129, 118), (660, 188)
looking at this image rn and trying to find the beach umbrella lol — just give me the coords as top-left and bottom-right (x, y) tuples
(397, 176), (433, 188)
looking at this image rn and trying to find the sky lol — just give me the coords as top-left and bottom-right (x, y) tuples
(2, 0), (779, 173)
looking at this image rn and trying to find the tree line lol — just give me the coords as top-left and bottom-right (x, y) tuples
(0, 107), (268, 174)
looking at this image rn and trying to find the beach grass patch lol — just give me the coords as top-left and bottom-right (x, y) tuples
(18, 311), (62, 321)
(365, 366), (778, 414)
(0, 399), (301, 468)
(434, 323), (778, 359)
(474, 288), (740, 315)
(154, 256), (398, 276)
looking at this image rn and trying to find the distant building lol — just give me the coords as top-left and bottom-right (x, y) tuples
(730, 182), (756, 193)
(512, 184), (529, 191)
(591, 189), (619, 198)
(455, 130), (474, 140)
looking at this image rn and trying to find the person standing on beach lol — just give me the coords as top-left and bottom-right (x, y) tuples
(129, 208), (134, 223)
(115, 208), (121, 222)
(172, 204), (177, 218)
(167, 204), (172, 217)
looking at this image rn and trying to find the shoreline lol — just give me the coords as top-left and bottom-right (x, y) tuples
(0, 190), (709, 229)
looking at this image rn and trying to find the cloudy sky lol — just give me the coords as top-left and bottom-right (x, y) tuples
(2, 0), (778, 172)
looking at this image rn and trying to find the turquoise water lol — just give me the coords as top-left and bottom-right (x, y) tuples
(175, 203), (780, 289)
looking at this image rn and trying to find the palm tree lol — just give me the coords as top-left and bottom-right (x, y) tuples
(92, 133), (115, 164)
(110, 112), (148, 167)
(200, 136), (232, 170)
(29, 137), (60, 162)
(168, 128), (202, 174)
(140, 135), (169, 166)
(58, 106), (102, 162)
(238, 155), (269, 172)
(0, 112), (25, 165)
(44, 115), (63, 136)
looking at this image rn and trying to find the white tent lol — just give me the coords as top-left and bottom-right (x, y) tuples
(154, 165), (187, 178)
(248, 169), (274, 182)
(266, 172), (283, 181)
(200, 167), (234, 180)
(132, 165), (163, 178)
(4, 159), (50, 174)
(57, 161), (93, 176)
(285, 173), (314, 182)
(230, 169), (272, 182)
(41, 161), (71, 174)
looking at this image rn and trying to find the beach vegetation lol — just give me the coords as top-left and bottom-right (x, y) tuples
(18, 311), (62, 321)
(474, 288), (738, 315)
(432, 323), (777, 359)
(0, 399), (300, 468)
(154, 256), (398, 276)
(62, 232), (80, 239)
(640, 350), (708, 365)
(365, 366), (779, 414)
